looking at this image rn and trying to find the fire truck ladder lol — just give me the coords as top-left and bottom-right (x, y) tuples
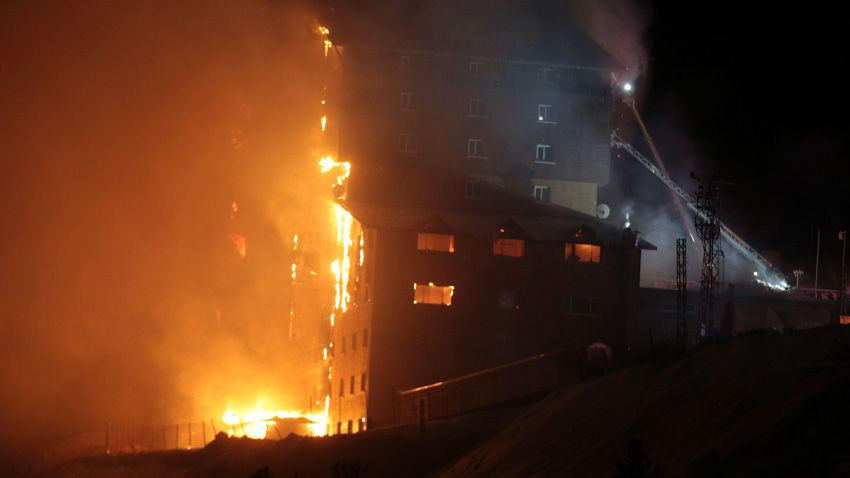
(611, 132), (788, 291)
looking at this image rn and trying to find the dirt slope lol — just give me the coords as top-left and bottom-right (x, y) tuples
(440, 326), (850, 477)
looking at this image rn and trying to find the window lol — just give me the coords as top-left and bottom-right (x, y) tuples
(537, 104), (554, 123)
(360, 373), (367, 391)
(400, 92), (416, 111)
(341, 336), (346, 354)
(469, 61), (484, 77)
(533, 185), (550, 202)
(465, 181), (481, 199)
(413, 283), (454, 306)
(467, 138), (485, 158)
(498, 290), (516, 310)
(565, 243), (602, 263)
(363, 329), (369, 348)
(347, 420), (352, 434)
(350, 376), (355, 395)
(400, 55), (413, 72)
(493, 238), (525, 257)
(352, 332), (357, 351)
(562, 296), (600, 316)
(535, 144), (553, 164)
(417, 232), (454, 252)
(468, 98), (486, 117)
(339, 378), (344, 397)
(537, 67), (554, 84)
(398, 133), (416, 153)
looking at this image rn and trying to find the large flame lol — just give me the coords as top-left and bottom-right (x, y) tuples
(222, 396), (330, 439)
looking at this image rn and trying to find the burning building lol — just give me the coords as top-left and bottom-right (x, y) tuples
(317, 0), (652, 433)
(329, 168), (653, 432)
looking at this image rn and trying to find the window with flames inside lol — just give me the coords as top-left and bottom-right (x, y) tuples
(493, 238), (525, 257)
(565, 243), (601, 263)
(413, 283), (454, 306)
(417, 232), (454, 253)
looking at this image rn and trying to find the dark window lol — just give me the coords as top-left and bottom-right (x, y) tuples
(360, 373), (367, 391)
(352, 332), (357, 351)
(400, 92), (416, 111)
(363, 328), (369, 347)
(399, 55), (413, 72)
(498, 290), (516, 310)
(398, 133), (416, 153)
(562, 296), (600, 316)
(537, 67), (555, 84)
(465, 180), (481, 199)
(467, 138), (484, 158)
(350, 376), (355, 395)
(468, 98), (487, 117)
(341, 336), (346, 354)
(339, 378), (344, 396)
(572, 297), (591, 314)
(347, 420), (352, 434)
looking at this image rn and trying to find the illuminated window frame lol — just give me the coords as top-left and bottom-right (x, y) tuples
(533, 185), (550, 202)
(413, 282), (455, 306)
(537, 104), (555, 124)
(535, 143), (554, 164)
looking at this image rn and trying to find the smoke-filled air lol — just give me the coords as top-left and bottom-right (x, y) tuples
(0, 0), (339, 462)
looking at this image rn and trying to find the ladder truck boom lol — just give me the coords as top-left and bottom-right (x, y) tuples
(611, 132), (789, 291)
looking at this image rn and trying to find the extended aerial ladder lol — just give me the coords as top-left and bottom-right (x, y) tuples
(610, 132), (789, 291)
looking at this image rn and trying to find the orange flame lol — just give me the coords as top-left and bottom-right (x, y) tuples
(222, 397), (329, 439)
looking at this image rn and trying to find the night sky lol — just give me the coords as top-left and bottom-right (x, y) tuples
(642, 3), (849, 284)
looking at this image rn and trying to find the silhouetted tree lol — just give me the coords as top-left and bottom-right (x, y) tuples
(248, 465), (272, 478)
(612, 438), (663, 478)
(331, 459), (369, 478)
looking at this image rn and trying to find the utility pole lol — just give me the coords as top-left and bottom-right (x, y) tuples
(676, 238), (687, 349)
(815, 228), (821, 292)
(695, 179), (721, 341)
(840, 230), (847, 317)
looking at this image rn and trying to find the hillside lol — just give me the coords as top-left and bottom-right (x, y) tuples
(441, 325), (850, 477)
(35, 326), (850, 477)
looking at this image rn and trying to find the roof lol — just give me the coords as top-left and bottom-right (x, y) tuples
(327, 0), (619, 69)
(341, 200), (656, 250)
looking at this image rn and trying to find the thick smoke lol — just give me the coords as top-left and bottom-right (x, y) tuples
(0, 0), (331, 464)
(564, 0), (652, 78)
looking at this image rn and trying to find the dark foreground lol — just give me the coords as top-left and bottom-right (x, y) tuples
(35, 326), (850, 478)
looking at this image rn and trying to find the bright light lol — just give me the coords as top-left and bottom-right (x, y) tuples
(753, 271), (759, 277)
(623, 82), (633, 93)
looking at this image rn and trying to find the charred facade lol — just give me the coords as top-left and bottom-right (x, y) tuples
(328, 168), (652, 432)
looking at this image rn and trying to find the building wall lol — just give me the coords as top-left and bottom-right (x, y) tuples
(338, 46), (612, 213)
(327, 223), (643, 431)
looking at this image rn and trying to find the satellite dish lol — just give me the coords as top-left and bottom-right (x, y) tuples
(596, 203), (610, 219)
